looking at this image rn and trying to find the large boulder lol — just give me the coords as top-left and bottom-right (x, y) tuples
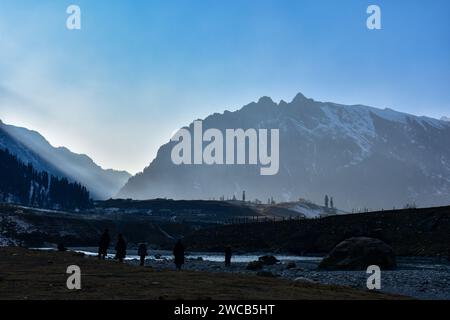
(318, 237), (397, 270)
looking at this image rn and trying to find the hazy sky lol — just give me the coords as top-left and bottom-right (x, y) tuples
(1, 0), (449, 174)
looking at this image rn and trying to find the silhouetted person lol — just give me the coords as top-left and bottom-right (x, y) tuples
(173, 240), (185, 270)
(115, 234), (127, 263)
(57, 243), (67, 252)
(224, 246), (232, 267)
(98, 229), (110, 260)
(138, 243), (148, 266)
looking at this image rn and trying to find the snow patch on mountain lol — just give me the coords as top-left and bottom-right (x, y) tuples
(0, 235), (16, 247)
(319, 104), (376, 157)
(4, 216), (37, 234)
(288, 204), (324, 219)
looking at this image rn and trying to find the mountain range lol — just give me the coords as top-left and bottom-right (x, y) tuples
(118, 93), (450, 211)
(0, 120), (130, 200)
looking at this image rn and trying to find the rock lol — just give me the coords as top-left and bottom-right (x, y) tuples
(258, 255), (279, 265)
(246, 260), (264, 270)
(318, 237), (397, 271)
(294, 277), (315, 284)
(154, 254), (162, 259)
(286, 262), (296, 269)
(196, 257), (203, 261)
(257, 270), (277, 278)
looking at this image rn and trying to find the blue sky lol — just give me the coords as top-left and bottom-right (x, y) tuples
(1, 0), (449, 173)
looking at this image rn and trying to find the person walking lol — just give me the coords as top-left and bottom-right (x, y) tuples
(173, 240), (185, 271)
(98, 229), (110, 260)
(138, 243), (148, 266)
(115, 234), (127, 263)
(224, 246), (232, 267)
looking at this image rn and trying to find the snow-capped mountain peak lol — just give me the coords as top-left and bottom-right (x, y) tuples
(119, 92), (450, 211)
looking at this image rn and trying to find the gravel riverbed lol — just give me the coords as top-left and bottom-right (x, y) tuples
(125, 255), (450, 300)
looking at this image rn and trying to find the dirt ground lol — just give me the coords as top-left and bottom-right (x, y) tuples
(0, 247), (407, 300)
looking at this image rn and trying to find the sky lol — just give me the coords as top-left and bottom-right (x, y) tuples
(0, 0), (449, 174)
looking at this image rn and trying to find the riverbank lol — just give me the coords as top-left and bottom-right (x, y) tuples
(131, 256), (449, 300)
(0, 247), (404, 300)
(23, 247), (450, 300)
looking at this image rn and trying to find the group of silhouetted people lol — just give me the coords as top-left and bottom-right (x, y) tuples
(97, 229), (234, 269)
(98, 229), (128, 263)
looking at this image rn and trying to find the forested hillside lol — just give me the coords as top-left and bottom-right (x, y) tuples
(0, 149), (91, 209)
